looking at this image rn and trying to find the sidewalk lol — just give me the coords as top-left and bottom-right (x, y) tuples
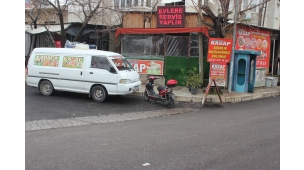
(130, 85), (280, 104)
(25, 68), (279, 104)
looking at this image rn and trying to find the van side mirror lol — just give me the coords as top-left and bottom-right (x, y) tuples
(109, 67), (117, 74)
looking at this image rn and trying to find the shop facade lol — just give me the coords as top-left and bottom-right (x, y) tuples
(115, 5), (212, 86)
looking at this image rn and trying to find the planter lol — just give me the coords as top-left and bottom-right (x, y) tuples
(191, 87), (198, 95)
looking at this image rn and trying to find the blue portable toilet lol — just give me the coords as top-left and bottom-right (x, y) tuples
(232, 50), (261, 93)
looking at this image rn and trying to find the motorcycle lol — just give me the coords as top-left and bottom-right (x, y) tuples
(143, 76), (177, 108)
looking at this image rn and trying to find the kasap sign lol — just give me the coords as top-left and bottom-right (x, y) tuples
(207, 38), (233, 63)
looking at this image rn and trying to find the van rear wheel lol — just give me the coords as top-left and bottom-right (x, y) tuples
(91, 86), (107, 102)
(40, 80), (54, 96)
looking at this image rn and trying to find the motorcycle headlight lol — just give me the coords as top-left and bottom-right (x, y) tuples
(119, 79), (131, 84)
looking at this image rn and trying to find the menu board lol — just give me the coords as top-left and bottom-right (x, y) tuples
(235, 26), (271, 68)
(209, 62), (226, 87)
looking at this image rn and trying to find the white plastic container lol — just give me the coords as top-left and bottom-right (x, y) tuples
(272, 77), (278, 87)
(265, 77), (273, 87)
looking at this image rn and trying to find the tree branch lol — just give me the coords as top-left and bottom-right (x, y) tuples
(239, 0), (271, 14)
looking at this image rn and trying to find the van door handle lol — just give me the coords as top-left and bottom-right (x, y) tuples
(90, 72), (93, 74)
(80, 71), (82, 75)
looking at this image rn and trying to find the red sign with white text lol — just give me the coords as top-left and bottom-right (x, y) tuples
(235, 26), (271, 68)
(207, 38), (233, 63)
(157, 6), (185, 28)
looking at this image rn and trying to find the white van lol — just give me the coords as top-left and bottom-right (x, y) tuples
(26, 46), (141, 102)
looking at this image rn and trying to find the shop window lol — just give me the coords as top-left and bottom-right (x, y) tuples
(166, 36), (188, 57)
(190, 33), (208, 57)
(121, 34), (165, 59)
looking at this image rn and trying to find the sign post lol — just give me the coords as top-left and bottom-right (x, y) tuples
(202, 79), (223, 107)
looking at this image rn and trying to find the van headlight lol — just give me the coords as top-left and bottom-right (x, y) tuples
(119, 79), (131, 84)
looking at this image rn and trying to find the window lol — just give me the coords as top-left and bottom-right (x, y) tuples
(111, 57), (134, 71)
(114, 0), (152, 8)
(127, 0), (132, 7)
(242, 0), (262, 12)
(190, 33), (208, 58)
(91, 56), (112, 71)
(250, 0), (258, 13)
(121, 0), (125, 7)
(114, 0), (119, 9)
(134, 0), (138, 6)
(146, 0), (151, 7)
(243, 0), (264, 13)
(121, 34), (165, 58)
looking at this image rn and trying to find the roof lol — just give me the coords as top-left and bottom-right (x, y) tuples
(25, 24), (71, 34)
(32, 47), (121, 57)
(227, 22), (280, 32)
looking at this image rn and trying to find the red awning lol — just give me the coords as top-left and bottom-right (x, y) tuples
(115, 27), (210, 40)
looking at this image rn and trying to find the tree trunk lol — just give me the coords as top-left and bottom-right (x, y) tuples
(59, 13), (66, 47)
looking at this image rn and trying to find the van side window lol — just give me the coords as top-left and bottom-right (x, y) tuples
(91, 56), (112, 71)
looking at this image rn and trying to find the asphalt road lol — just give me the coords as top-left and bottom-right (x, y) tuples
(25, 83), (209, 121)
(25, 91), (280, 170)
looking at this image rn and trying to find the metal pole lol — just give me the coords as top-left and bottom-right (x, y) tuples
(272, 39), (275, 76)
(198, 0), (204, 83)
(228, 0), (238, 93)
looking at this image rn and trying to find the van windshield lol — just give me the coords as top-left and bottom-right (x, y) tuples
(112, 58), (134, 71)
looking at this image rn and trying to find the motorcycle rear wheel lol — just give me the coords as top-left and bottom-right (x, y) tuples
(143, 91), (150, 101)
(167, 97), (174, 108)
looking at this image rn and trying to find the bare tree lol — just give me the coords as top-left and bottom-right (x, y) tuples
(25, 0), (43, 29)
(69, 0), (103, 41)
(45, 0), (70, 47)
(193, 0), (272, 38)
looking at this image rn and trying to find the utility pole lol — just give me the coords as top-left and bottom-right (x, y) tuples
(228, 0), (239, 93)
(198, 0), (204, 84)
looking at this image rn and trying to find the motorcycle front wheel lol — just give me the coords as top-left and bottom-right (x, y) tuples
(143, 91), (150, 101)
(167, 97), (174, 108)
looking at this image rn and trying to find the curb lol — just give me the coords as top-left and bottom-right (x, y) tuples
(131, 89), (279, 104)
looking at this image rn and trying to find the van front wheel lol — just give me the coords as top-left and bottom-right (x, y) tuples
(40, 80), (54, 96)
(91, 86), (107, 102)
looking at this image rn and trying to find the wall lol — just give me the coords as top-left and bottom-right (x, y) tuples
(266, 0), (280, 30)
(25, 8), (68, 25)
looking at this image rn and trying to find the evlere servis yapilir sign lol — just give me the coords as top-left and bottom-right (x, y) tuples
(157, 6), (185, 28)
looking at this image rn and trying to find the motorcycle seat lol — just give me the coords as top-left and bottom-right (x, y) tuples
(157, 86), (165, 91)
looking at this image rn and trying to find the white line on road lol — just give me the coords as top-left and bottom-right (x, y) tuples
(25, 108), (199, 131)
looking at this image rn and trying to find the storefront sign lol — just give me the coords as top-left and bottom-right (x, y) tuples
(157, 6), (185, 28)
(123, 60), (164, 75)
(209, 62), (226, 87)
(207, 38), (232, 63)
(235, 26), (271, 68)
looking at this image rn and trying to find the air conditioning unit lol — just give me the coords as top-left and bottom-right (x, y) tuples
(243, 11), (252, 20)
